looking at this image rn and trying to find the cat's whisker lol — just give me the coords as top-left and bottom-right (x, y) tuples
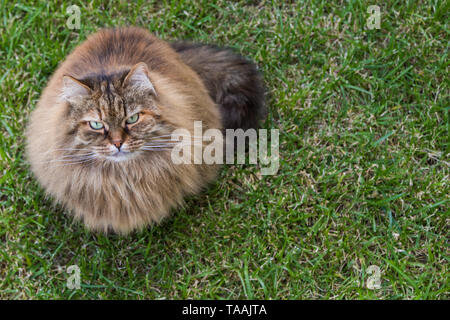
(144, 141), (180, 144)
(141, 150), (172, 152)
(144, 145), (179, 148)
(39, 154), (93, 162)
(39, 153), (97, 164)
(43, 148), (93, 155)
(144, 141), (181, 145)
(49, 158), (98, 167)
(147, 140), (201, 145)
(140, 148), (173, 151)
(145, 140), (176, 144)
(148, 134), (204, 140)
(40, 157), (96, 164)
(143, 143), (178, 147)
(148, 134), (177, 139)
(59, 152), (96, 158)
(50, 148), (92, 151)
(126, 143), (144, 148)
(48, 154), (98, 164)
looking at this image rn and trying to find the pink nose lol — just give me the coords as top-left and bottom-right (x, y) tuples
(112, 140), (123, 149)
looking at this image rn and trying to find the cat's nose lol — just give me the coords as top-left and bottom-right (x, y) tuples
(110, 130), (125, 150)
(112, 140), (123, 150)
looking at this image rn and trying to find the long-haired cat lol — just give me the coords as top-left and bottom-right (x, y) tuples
(26, 27), (265, 234)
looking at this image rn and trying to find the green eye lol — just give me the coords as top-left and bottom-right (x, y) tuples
(89, 121), (104, 130)
(126, 113), (139, 124)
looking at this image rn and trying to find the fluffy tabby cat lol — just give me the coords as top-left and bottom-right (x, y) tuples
(26, 27), (265, 234)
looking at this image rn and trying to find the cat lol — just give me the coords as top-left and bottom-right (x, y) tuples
(26, 27), (266, 234)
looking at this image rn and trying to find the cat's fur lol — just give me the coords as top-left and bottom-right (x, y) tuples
(26, 27), (265, 234)
(171, 42), (266, 131)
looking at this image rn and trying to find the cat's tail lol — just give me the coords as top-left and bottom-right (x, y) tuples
(171, 42), (266, 131)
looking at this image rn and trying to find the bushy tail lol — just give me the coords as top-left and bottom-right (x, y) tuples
(171, 42), (266, 131)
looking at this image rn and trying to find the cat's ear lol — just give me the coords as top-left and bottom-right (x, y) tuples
(123, 62), (157, 96)
(61, 75), (91, 102)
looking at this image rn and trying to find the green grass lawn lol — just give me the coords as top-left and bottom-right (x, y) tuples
(0, 0), (448, 299)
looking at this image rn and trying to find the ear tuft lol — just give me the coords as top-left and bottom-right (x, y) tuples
(123, 62), (157, 96)
(61, 76), (91, 102)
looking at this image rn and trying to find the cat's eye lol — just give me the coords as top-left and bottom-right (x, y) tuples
(126, 113), (139, 124)
(89, 121), (104, 130)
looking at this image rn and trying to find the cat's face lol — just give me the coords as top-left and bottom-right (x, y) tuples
(61, 63), (173, 163)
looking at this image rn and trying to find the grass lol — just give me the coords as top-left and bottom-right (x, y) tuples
(0, 0), (448, 299)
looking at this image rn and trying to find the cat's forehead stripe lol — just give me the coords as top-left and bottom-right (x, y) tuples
(98, 107), (105, 120)
(94, 81), (126, 121)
